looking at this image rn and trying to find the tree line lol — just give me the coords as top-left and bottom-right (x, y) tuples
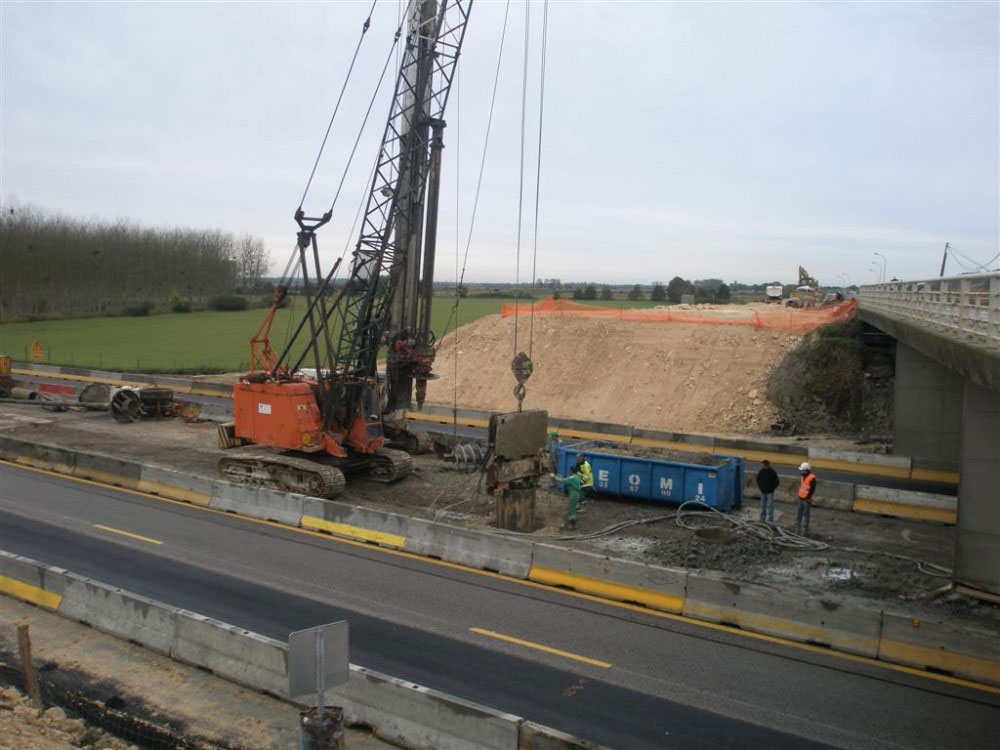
(556, 277), (730, 304)
(1, 203), (268, 320)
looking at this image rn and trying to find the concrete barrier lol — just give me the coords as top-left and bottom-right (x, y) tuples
(172, 609), (289, 697)
(338, 666), (520, 750)
(301, 498), (409, 548)
(529, 544), (687, 614)
(0, 551), (65, 609)
(405, 520), (533, 578)
(630, 426), (716, 452)
(683, 574), (882, 657)
(879, 611), (1000, 686)
(139, 464), (215, 506)
(0, 435), (78, 475)
(550, 417), (632, 443)
(765, 477), (856, 511)
(853, 485), (957, 524)
(808, 447), (912, 475)
(59, 576), (177, 655)
(73, 451), (144, 490)
(210, 483), (305, 525)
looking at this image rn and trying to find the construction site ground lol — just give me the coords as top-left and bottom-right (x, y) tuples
(0, 596), (391, 750)
(2, 403), (995, 634)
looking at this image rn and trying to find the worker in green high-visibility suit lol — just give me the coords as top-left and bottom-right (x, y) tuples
(551, 466), (584, 529)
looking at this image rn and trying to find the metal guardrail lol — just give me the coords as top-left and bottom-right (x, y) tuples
(859, 272), (1000, 351)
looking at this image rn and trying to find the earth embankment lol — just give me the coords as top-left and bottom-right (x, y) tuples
(426, 313), (803, 434)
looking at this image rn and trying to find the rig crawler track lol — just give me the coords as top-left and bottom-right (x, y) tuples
(218, 452), (347, 498)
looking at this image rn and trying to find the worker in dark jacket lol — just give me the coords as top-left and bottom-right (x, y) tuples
(755, 459), (780, 523)
(796, 462), (818, 534)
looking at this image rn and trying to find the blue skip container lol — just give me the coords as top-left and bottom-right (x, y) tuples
(551, 439), (743, 512)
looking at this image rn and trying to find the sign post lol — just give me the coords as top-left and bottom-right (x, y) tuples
(289, 621), (349, 750)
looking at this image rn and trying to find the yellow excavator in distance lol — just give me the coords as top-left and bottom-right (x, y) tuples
(786, 266), (819, 308)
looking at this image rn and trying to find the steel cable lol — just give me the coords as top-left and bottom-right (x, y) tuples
(512, 0), (532, 361)
(297, 0), (380, 209)
(528, 0), (549, 360)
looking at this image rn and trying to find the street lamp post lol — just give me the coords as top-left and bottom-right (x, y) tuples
(873, 252), (887, 283)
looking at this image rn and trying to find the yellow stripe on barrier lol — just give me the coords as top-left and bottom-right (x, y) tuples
(910, 467), (960, 484)
(853, 498), (956, 524)
(301, 516), (406, 548)
(0, 574), (62, 610)
(73, 468), (140, 490)
(806, 457), (910, 479)
(879, 639), (1000, 687)
(528, 565), (685, 614)
(556, 429), (630, 444)
(683, 601), (879, 656)
(12, 455), (76, 475)
(136, 480), (212, 506)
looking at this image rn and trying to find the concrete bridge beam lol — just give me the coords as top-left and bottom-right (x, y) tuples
(955, 381), (1000, 597)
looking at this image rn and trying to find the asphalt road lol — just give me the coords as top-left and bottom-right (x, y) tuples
(1, 462), (995, 749)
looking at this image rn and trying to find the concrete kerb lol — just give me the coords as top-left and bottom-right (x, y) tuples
(683, 574), (882, 657)
(878, 611), (1000, 686)
(338, 665), (520, 750)
(853, 485), (957, 524)
(529, 544), (687, 614)
(405, 520), (534, 578)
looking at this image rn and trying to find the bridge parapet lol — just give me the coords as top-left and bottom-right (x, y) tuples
(859, 272), (1000, 352)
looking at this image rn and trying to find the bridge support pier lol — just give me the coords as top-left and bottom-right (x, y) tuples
(893, 343), (963, 468)
(955, 381), (1000, 597)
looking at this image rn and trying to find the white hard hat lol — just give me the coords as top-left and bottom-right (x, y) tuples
(799, 462), (811, 472)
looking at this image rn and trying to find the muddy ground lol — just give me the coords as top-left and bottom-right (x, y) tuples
(1, 403), (995, 630)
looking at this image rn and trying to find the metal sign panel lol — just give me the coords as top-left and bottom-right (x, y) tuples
(489, 409), (548, 460)
(288, 621), (349, 702)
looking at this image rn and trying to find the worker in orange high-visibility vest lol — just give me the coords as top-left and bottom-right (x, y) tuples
(796, 462), (817, 535)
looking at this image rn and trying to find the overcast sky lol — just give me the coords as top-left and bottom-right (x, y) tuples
(3, 1), (997, 285)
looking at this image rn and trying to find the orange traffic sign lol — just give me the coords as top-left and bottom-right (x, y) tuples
(29, 339), (44, 361)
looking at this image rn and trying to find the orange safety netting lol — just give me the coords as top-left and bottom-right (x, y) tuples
(499, 297), (857, 333)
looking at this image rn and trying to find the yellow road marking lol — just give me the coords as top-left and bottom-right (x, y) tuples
(3, 459), (996, 695)
(470, 627), (611, 668)
(0, 574), (62, 610)
(93, 524), (163, 545)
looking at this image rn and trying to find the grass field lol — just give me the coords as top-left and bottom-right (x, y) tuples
(0, 295), (661, 372)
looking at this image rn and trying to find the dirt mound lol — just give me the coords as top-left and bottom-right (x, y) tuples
(426, 314), (803, 434)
